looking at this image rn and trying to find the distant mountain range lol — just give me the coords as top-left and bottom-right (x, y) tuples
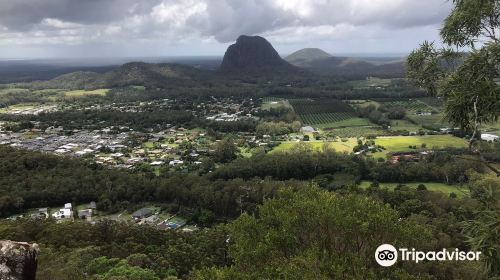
(285, 48), (406, 79)
(285, 48), (333, 66)
(14, 35), (409, 88)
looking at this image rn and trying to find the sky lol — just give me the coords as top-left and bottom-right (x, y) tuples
(0, 0), (453, 58)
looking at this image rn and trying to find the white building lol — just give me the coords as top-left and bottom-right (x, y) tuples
(481, 133), (499, 142)
(169, 160), (184, 166)
(52, 208), (73, 219)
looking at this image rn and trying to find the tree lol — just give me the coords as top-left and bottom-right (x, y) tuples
(193, 186), (430, 279)
(462, 171), (500, 277)
(407, 0), (499, 151)
(213, 137), (238, 163)
(387, 107), (406, 120)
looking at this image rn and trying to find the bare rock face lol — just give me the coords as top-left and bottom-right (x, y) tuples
(0, 241), (39, 280)
(219, 35), (303, 77)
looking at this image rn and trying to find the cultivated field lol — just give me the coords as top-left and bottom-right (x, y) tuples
(273, 135), (469, 156)
(261, 97), (291, 110)
(376, 98), (435, 112)
(272, 139), (358, 153)
(64, 89), (109, 97)
(326, 126), (387, 137)
(374, 135), (468, 152)
(289, 99), (370, 129)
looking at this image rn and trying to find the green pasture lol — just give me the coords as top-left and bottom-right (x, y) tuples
(273, 139), (358, 153)
(325, 126), (388, 138)
(389, 120), (423, 132)
(0, 103), (38, 113)
(65, 89), (109, 97)
(371, 135), (468, 158)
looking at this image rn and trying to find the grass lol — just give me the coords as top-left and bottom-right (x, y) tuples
(272, 135), (468, 157)
(65, 89), (109, 97)
(349, 78), (393, 89)
(273, 139), (358, 153)
(131, 85), (146, 91)
(325, 126), (388, 138)
(389, 120), (423, 132)
(261, 99), (291, 110)
(381, 99), (433, 112)
(352, 100), (381, 109)
(407, 113), (448, 128)
(374, 135), (467, 152)
(359, 181), (469, 197)
(482, 120), (500, 133)
(0, 88), (29, 95)
(370, 135), (468, 159)
(0, 103), (37, 113)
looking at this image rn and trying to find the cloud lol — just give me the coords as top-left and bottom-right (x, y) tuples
(0, 0), (453, 56)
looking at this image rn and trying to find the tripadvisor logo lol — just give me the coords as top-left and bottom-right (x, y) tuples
(375, 244), (481, 267)
(375, 244), (398, 267)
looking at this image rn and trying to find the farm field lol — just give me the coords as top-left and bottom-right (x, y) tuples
(289, 99), (369, 129)
(273, 135), (468, 156)
(64, 88), (109, 97)
(272, 139), (358, 153)
(326, 126), (388, 138)
(0, 88), (29, 95)
(261, 97), (291, 110)
(359, 181), (469, 197)
(407, 113), (448, 129)
(417, 97), (444, 108)
(377, 99), (435, 112)
(349, 100), (381, 109)
(373, 135), (467, 153)
(348, 78), (395, 89)
(301, 114), (371, 128)
(0, 103), (37, 113)
(389, 120), (423, 132)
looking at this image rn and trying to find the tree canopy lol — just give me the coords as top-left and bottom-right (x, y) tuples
(407, 0), (500, 150)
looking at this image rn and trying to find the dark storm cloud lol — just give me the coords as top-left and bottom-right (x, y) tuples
(0, 0), (161, 31)
(195, 0), (453, 43)
(0, 0), (453, 57)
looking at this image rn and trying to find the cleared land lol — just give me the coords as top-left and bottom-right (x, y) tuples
(261, 97), (292, 110)
(289, 99), (370, 129)
(379, 99), (434, 112)
(374, 135), (467, 152)
(326, 126), (387, 138)
(348, 78), (394, 89)
(273, 135), (468, 157)
(0, 103), (36, 113)
(65, 89), (109, 97)
(273, 139), (358, 153)
(359, 181), (469, 197)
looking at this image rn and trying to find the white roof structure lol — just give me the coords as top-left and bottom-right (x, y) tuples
(300, 126), (316, 133)
(52, 208), (72, 219)
(481, 133), (499, 141)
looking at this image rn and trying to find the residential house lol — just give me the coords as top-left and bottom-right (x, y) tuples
(132, 208), (153, 220)
(78, 209), (93, 221)
(52, 208), (73, 220)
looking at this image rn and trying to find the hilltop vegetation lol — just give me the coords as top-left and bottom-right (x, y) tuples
(29, 62), (215, 90)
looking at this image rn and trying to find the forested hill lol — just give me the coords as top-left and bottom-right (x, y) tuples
(31, 62), (216, 90)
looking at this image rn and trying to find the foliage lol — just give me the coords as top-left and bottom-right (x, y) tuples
(407, 0), (500, 149)
(212, 137), (238, 163)
(193, 186), (428, 279)
(462, 171), (500, 277)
